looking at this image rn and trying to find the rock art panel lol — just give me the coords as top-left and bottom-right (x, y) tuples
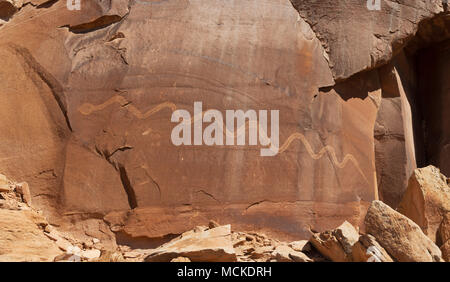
(0, 0), (447, 244)
(65, 0), (380, 240)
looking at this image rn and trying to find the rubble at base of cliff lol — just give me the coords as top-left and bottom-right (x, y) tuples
(1, 165), (449, 262)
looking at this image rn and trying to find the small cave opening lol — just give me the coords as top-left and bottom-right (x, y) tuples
(375, 12), (450, 209)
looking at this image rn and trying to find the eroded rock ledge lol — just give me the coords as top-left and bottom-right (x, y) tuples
(1, 165), (449, 262)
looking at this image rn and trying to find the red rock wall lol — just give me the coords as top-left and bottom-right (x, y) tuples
(0, 0), (448, 242)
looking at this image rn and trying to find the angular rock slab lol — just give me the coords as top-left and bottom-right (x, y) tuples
(145, 225), (237, 262)
(0, 209), (62, 262)
(352, 234), (393, 262)
(398, 166), (450, 243)
(271, 245), (312, 262)
(365, 200), (443, 262)
(309, 221), (359, 262)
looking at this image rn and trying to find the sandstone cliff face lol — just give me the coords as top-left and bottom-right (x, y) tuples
(0, 0), (449, 246)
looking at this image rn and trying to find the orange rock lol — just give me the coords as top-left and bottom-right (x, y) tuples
(398, 166), (450, 243)
(440, 240), (450, 262)
(309, 221), (359, 262)
(145, 225), (237, 262)
(352, 234), (393, 262)
(0, 209), (62, 261)
(171, 257), (191, 262)
(0, 0), (448, 247)
(365, 201), (443, 262)
(15, 182), (32, 206)
(438, 212), (450, 246)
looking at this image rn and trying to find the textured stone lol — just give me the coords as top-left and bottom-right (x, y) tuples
(365, 200), (443, 262)
(288, 240), (311, 253)
(441, 240), (450, 262)
(271, 245), (312, 262)
(171, 257), (191, 262)
(438, 212), (450, 246)
(0, 209), (62, 261)
(145, 225), (236, 262)
(398, 166), (450, 243)
(0, 0), (381, 242)
(374, 61), (418, 209)
(309, 221), (359, 262)
(81, 249), (101, 260)
(0, 0), (448, 247)
(15, 182), (31, 206)
(290, 0), (444, 79)
(352, 234), (393, 262)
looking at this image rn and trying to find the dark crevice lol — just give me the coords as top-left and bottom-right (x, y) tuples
(37, 0), (59, 9)
(106, 145), (133, 159)
(414, 39), (450, 173)
(66, 15), (123, 33)
(118, 164), (138, 209)
(245, 200), (272, 211)
(95, 144), (137, 209)
(195, 190), (220, 203)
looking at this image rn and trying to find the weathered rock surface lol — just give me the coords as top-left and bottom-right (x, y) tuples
(0, 173), (111, 262)
(398, 166), (450, 243)
(441, 240), (450, 262)
(0, 175), (63, 261)
(288, 240), (311, 253)
(290, 0), (445, 80)
(0, 0), (388, 242)
(171, 256), (191, 262)
(352, 234), (393, 262)
(365, 200), (443, 262)
(0, 0), (449, 254)
(271, 245), (312, 262)
(0, 209), (62, 261)
(145, 225), (237, 262)
(309, 221), (359, 262)
(438, 212), (450, 262)
(438, 212), (450, 246)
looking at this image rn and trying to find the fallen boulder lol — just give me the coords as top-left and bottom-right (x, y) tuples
(365, 200), (443, 262)
(271, 245), (312, 262)
(145, 225), (237, 262)
(309, 221), (359, 262)
(15, 182), (32, 206)
(398, 166), (450, 243)
(352, 234), (393, 262)
(288, 240), (311, 253)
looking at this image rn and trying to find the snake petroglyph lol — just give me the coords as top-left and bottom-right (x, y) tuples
(78, 96), (369, 183)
